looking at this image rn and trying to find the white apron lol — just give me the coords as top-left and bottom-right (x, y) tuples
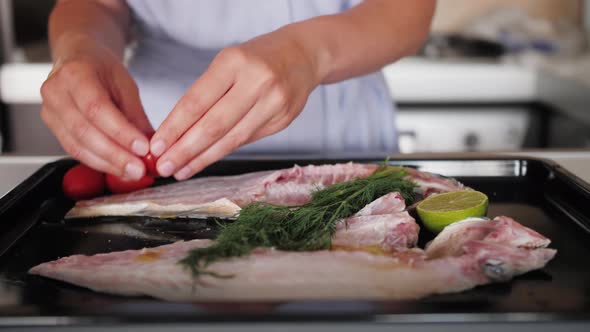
(126, 0), (398, 154)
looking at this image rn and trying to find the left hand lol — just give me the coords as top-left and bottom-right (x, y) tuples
(150, 28), (321, 180)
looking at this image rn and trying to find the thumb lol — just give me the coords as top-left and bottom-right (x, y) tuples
(110, 68), (155, 137)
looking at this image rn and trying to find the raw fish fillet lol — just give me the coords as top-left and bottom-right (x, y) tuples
(29, 216), (555, 301)
(65, 163), (377, 219)
(65, 163), (465, 219)
(404, 167), (467, 198)
(425, 216), (551, 259)
(332, 192), (419, 252)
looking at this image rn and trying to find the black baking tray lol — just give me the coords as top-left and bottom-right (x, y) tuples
(1, 156), (590, 330)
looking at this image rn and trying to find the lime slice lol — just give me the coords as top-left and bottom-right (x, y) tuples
(416, 191), (488, 233)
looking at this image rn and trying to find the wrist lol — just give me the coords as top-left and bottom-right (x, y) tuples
(280, 21), (333, 86)
(51, 32), (122, 65)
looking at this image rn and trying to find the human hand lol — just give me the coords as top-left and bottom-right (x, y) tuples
(150, 28), (321, 180)
(41, 41), (154, 180)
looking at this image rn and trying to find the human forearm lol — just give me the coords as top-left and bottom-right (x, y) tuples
(49, 0), (130, 62)
(284, 0), (436, 84)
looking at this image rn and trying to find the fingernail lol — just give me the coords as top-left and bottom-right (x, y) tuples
(158, 160), (176, 177)
(131, 139), (149, 156)
(124, 162), (143, 180)
(151, 140), (166, 157)
(174, 166), (193, 181)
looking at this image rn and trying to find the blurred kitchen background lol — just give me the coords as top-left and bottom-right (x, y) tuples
(0, 0), (589, 154)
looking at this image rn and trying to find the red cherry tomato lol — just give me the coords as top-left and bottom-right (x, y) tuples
(106, 174), (155, 194)
(142, 153), (159, 177)
(62, 164), (105, 200)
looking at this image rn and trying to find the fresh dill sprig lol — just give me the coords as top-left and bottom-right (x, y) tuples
(178, 166), (416, 278)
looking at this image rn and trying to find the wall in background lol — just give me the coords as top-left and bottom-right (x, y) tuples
(432, 0), (582, 32)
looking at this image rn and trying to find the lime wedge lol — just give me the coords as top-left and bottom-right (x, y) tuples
(416, 191), (488, 233)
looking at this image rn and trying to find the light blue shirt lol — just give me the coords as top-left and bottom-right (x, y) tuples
(126, 0), (398, 154)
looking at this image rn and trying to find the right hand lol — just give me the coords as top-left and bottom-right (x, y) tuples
(41, 43), (153, 180)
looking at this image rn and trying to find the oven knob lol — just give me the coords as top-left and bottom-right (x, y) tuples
(464, 132), (479, 150)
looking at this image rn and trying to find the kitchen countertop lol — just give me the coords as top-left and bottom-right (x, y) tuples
(3, 58), (588, 128)
(1, 151), (589, 199)
(0, 58), (539, 104)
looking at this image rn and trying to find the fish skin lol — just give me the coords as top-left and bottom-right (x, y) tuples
(29, 216), (555, 301)
(425, 216), (552, 259)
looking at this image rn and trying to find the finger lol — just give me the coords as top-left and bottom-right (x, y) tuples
(157, 81), (257, 177)
(62, 108), (146, 179)
(150, 63), (234, 157)
(43, 93), (146, 180)
(69, 74), (150, 157)
(109, 67), (155, 136)
(173, 97), (280, 180)
(42, 106), (123, 175)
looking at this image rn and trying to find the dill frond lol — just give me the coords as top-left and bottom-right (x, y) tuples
(178, 166), (416, 277)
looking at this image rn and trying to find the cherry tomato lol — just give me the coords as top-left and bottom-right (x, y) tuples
(106, 174), (155, 194)
(62, 164), (105, 200)
(142, 153), (159, 177)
